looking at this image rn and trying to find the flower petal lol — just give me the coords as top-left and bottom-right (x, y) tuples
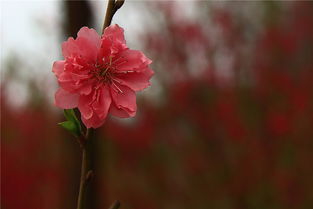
(110, 84), (137, 117)
(78, 91), (94, 120)
(77, 27), (101, 48)
(62, 37), (77, 58)
(55, 88), (79, 109)
(57, 70), (94, 95)
(92, 86), (111, 120)
(114, 67), (154, 91)
(115, 50), (152, 72)
(109, 104), (134, 118)
(52, 61), (65, 78)
(103, 24), (126, 45)
(79, 86), (111, 128)
(62, 28), (100, 62)
(98, 38), (115, 62)
(98, 25), (127, 61)
(81, 113), (104, 129)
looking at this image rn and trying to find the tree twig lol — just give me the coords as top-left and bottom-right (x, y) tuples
(102, 0), (125, 33)
(76, 130), (93, 209)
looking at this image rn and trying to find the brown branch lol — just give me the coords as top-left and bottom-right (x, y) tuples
(102, 0), (125, 33)
(76, 130), (93, 209)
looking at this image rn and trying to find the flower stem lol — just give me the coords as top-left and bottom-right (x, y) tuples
(102, 0), (125, 33)
(76, 131), (93, 209)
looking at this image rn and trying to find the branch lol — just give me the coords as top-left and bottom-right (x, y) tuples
(102, 0), (125, 33)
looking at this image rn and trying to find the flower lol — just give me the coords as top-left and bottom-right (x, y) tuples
(52, 25), (153, 128)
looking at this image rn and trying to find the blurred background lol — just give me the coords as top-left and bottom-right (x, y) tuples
(1, 1), (313, 209)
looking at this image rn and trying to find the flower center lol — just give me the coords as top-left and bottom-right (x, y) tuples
(94, 57), (115, 84)
(92, 56), (127, 93)
(99, 66), (113, 83)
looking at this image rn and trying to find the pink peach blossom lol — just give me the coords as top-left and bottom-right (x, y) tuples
(53, 25), (153, 128)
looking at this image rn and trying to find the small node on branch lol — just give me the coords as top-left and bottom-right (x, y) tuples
(85, 170), (94, 182)
(114, 0), (125, 10)
(109, 200), (121, 209)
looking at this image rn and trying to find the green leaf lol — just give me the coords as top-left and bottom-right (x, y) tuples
(58, 121), (80, 137)
(63, 109), (82, 132)
(58, 109), (82, 137)
(64, 109), (79, 123)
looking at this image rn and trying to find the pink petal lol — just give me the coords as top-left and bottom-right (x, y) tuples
(58, 72), (77, 92)
(103, 24), (126, 45)
(55, 88), (79, 109)
(92, 86), (111, 120)
(114, 67), (154, 91)
(81, 113), (104, 129)
(77, 27), (101, 48)
(78, 91), (95, 119)
(115, 50), (152, 72)
(109, 104), (134, 118)
(62, 28), (100, 62)
(110, 84), (137, 117)
(52, 61), (65, 78)
(79, 83), (93, 95)
(58, 71), (73, 83)
(98, 38), (115, 62)
(98, 27), (127, 62)
(62, 37), (77, 58)
(58, 71), (94, 95)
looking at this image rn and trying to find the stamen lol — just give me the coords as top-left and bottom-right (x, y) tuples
(111, 78), (121, 83)
(93, 56), (127, 86)
(114, 70), (134, 74)
(100, 67), (110, 76)
(112, 82), (123, 94)
(110, 56), (128, 68)
(110, 56), (123, 65)
(114, 60), (127, 67)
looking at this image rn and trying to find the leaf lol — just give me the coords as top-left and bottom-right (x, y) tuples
(64, 109), (79, 123)
(58, 121), (80, 137)
(58, 109), (82, 137)
(63, 109), (82, 133)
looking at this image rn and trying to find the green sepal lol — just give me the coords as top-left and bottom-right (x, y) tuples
(58, 121), (80, 137)
(58, 109), (82, 137)
(64, 109), (79, 123)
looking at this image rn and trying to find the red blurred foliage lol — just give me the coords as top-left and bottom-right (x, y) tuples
(1, 87), (68, 209)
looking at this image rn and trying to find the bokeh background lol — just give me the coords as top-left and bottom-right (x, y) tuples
(2, 1), (313, 209)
